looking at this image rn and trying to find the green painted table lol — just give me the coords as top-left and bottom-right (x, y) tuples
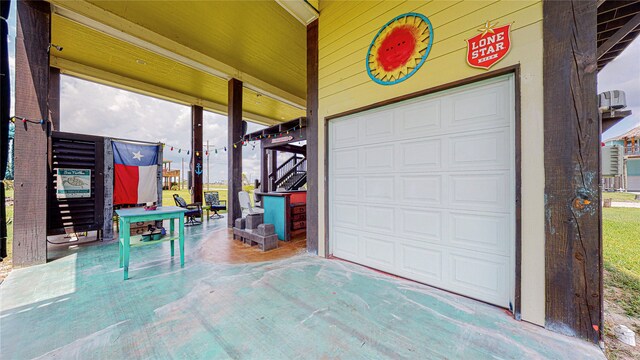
(115, 206), (188, 280)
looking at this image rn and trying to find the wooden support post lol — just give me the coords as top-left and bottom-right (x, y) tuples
(260, 141), (268, 193)
(543, 0), (601, 343)
(306, 19), (319, 254)
(191, 105), (203, 205)
(227, 78), (243, 227)
(13, 0), (51, 266)
(270, 150), (277, 191)
(49, 67), (60, 130)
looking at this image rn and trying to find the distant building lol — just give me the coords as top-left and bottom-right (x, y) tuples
(605, 125), (640, 191)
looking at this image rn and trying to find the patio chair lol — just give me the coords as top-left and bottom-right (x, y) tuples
(239, 191), (264, 217)
(204, 191), (227, 219)
(173, 194), (202, 226)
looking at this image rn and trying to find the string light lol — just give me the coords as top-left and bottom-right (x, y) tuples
(10, 116), (46, 125)
(160, 124), (305, 157)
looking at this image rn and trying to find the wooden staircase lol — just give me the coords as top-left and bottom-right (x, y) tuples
(270, 155), (307, 191)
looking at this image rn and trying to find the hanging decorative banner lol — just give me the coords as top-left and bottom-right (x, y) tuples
(466, 21), (511, 70)
(366, 12), (434, 85)
(56, 169), (91, 198)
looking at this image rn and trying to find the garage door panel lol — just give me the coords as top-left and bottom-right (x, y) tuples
(448, 128), (510, 170)
(362, 207), (395, 233)
(398, 208), (442, 241)
(332, 118), (359, 149)
(359, 110), (395, 145)
(362, 176), (394, 202)
(450, 211), (510, 256)
(398, 244), (443, 282)
(396, 99), (442, 138)
(333, 228), (360, 258)
(446, 83), (509, 132)
(333, 176), (359, 202)
(363, 234), (396, 270)
(448, 251), (509, 304)
(333, 203), (359, 228)
(329, 76), (514, 308)
(449, 173), (509, 212)
(397, 139), (441, 171)
(362, 144), (395, 172)
(332, 148), (359, 173)
(398, 175), (443, 206)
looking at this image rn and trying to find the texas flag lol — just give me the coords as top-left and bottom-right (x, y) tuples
(112, 141), (159, 205)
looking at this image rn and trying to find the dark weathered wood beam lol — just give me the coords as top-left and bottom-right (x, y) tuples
(269, 150), (277, 192)
(597, 12), (640, 59)
(49, 67), (60, 130)
(597, 0), (606, 8)
(266, 144), (306, 155)
(14, 0), (51, 266)
(191, 105), (203, 205)
(227, 78), (243, 227)
(306, 19), (319, 254)
(260, 142), (268, 193)
(543, 0), (602, 343)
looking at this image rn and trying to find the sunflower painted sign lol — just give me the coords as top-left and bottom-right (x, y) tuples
(366, 13), (434, 85)
(466, 21), (511, 70)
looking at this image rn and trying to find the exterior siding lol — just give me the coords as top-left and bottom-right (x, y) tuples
(627, 158), (640, 176)
(317, 0), (545, 325)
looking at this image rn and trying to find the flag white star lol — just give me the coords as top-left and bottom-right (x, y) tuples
(132, 151), (144, 161)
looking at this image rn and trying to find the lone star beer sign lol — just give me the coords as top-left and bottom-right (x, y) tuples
(366, 13), (434, 85)
(466, 21), (511, 70)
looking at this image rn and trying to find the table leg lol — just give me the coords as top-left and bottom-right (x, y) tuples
(118, 218), (123, 268)
(179, 215), (185, 267)
(170, 218), (175, 257)
(123, 220), (130, 280)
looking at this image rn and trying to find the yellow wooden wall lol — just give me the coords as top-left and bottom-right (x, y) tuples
(316, 0), (545, 326)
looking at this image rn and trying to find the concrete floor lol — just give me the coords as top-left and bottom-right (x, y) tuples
(1, 220), (604, 359)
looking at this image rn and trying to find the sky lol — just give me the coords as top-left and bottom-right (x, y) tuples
(5, 2), (640, 179)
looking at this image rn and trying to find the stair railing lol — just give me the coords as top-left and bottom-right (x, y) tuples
(272, 157), (307, 190)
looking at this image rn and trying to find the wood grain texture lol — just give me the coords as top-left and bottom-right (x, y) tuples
(306, 19), (319, 255)
(191, 105), (203, 205)
(543, 0), (601, 343)
(227, 79), (243, 227)
(13, 0), (51, 266)
(514, 65), (522, 321)
(48, 67), (60, 130)
(103, 138), (114, 240)
(260, 141), (268, 193)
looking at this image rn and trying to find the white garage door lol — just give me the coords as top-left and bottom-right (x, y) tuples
(328, 76), (515, 308)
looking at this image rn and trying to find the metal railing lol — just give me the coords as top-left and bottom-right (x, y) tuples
(270, 155), (307, 190)
(624, 145), (640, 156)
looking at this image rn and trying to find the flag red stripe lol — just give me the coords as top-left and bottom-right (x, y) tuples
(114, 164), (139, 205)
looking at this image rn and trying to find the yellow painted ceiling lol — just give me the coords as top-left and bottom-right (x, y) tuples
(85, 0), (307, 98)
(50, 14), (305, 123)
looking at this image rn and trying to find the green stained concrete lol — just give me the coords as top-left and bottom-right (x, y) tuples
(1, 219), (604, 359)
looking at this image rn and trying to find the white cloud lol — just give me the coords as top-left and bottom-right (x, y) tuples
(59, 76), (267, 183)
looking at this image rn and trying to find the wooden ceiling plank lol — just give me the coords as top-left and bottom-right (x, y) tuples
(49, 1), (306, 109)
(50, 57), (280, 126)
(597, 11), (640, 59)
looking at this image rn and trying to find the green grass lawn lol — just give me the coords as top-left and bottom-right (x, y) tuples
(5, 183), (13, 260)
(602, 192), (640, 203)
(162, 184), (256, 209)
(603, 207), (640, 317)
